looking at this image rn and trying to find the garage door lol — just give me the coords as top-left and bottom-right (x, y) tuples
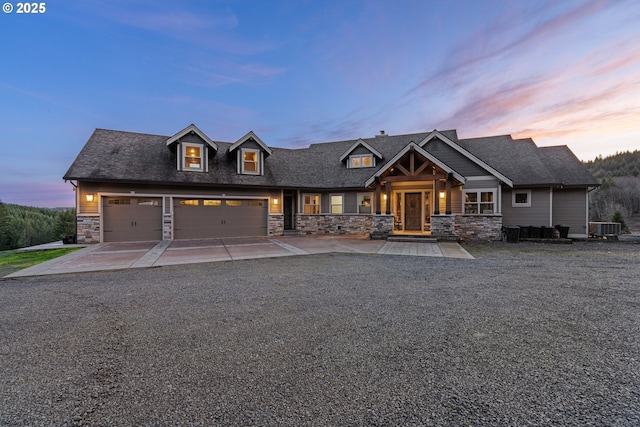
(173, 198), (268, 239)
(103, 197), (163, 242)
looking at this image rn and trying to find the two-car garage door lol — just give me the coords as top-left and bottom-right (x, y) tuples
(102, 196), (268, 241)
(173, 198), (268, 239)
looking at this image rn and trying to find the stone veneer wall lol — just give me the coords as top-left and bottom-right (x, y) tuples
(454, 214), (503, 240)
(372, 215), (393, 237)
(163, 214), (172, 240)
(77, 215), (101, 244)
(431, 215), (456, 237)
(269, 215), (284, 236)
(296, 214), (392, 236)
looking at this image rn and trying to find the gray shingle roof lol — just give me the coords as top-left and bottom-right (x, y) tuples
(63, 127), (598, 189)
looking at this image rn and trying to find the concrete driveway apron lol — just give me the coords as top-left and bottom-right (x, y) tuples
(4, 236), (473, 278)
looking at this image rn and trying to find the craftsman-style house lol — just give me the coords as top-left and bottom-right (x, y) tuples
(63, 124), (599, 243)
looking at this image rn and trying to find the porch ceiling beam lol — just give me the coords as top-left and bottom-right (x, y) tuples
(383, 173), (449, 182)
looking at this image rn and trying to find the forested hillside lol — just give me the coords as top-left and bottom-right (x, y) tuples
(584, 150), (640, 178)
(585, 150), (640, 231)
(0, 202), (76, 250)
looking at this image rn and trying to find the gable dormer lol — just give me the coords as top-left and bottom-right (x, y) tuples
(166, 124), (218, 172)
(339, 139), (383, 168)
(227, 131), (272, 176)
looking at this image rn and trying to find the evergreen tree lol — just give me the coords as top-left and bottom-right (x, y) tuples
(54, 209), (76, 237)
(612, 211), (629, 233)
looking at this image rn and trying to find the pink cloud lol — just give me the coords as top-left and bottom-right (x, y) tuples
(407, 0), (612, 96)
(584, 40), (640, 77)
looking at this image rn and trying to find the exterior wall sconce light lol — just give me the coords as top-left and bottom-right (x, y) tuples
(86, 194), (95, 202)
(439, 191), (446, 199)
(383, 194), (387, 200)
(272, 198), (279, 205)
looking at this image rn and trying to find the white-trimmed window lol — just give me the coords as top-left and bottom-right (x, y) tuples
(330, 194), (343, 214)
(357, 193), (372, 214)
(241, 148), (260, 175)
(303, 194), (320, 214)
(463, 190), (496, 214)
(512, 190), (532, 207)
(183, 143), (204, 171)
(349, 154), (374, 168)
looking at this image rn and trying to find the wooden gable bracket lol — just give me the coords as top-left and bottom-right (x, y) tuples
(383, 150), (452, 183)
(364, 142), (465, 189)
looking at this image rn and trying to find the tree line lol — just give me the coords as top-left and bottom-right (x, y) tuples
(0, 201), (76, 250)
(585, 150), (640, 179)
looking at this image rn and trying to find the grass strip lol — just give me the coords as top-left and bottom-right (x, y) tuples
(0, 248), (81, 272)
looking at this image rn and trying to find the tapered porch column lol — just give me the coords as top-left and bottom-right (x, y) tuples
(385, 182), (391, 215)
(375, 179), (382, 215)
(433, 179), (440, 215)
(445, 178), (452, 215)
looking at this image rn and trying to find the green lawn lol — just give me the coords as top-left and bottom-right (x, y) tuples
(0, 248), (81, 277)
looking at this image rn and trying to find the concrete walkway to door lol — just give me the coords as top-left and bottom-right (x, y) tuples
(4, 235), (474, 278)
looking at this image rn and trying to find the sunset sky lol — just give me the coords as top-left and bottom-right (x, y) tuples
(1, 0), (639, 207)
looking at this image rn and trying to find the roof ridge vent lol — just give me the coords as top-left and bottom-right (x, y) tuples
(376, 130), (387, 137)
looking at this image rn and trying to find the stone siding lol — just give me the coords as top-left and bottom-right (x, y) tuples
(454, 214), (503, 240)
(77, 215), (100, 244)
(431, 215), (456, 237)
(269, 215), (284, 236)
(296, 214), (392, 236)
(163, 214), (172, 240)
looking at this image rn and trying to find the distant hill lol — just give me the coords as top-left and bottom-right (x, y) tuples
(584, 150), (640, 231)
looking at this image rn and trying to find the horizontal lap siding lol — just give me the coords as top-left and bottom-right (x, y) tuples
(502, 188), (551, 226)
(552, 188), (588, 236)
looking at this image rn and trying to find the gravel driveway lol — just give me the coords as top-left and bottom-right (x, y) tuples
(1, 241), (639, 426)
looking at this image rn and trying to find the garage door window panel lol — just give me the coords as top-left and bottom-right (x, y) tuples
(108, 198), (131, 205)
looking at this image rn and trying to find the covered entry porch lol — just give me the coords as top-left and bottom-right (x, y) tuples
(366, 143), (465, 236)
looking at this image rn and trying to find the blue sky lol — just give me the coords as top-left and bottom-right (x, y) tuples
(1, 0), (639, 207)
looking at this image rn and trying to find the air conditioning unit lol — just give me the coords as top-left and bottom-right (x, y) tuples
(589, 222), (621, 237)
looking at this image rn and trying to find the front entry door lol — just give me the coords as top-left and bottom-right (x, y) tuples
(284, 193), (294, 230)
(404, 193), (422, 231)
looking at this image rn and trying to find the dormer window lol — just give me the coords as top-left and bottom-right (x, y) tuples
(339, 138), (383, 168)
(242, 149), (260, 174)
(228, 131), (271, 176)
(182, 143), (204, 171)
(349, 154), (374, 168)
(167, 124), (217, 173)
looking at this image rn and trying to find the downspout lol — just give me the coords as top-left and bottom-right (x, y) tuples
(549, 187), (553, 227)
(66, 180), (78, 241)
